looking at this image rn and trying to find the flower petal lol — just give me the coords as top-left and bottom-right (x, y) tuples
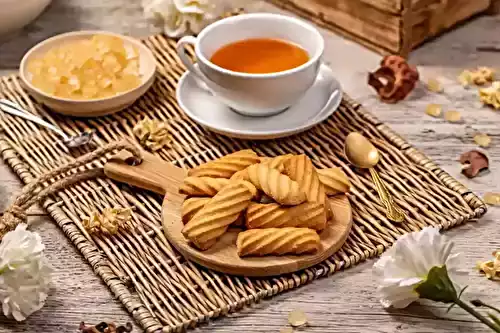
(0, 224), (51, 321)
(373, 227), (461, 309)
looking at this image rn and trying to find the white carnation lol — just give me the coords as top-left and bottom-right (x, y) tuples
(0, 224), (52, 321)
(142, 0), (242, 37)
(373, 227), (461, 308)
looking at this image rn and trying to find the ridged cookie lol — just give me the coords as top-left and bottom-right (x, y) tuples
(188, 150), (260, 178)
(179, 177), (230, 196)
(236, 227), (321, 257)
(260, 154), (293, 172)
(238, 179), (259, 199)
(246, 202), (327, 230)
(246, 164), (306, 205)
(181, 197), (211, 224)
(230, 168), (250, 181)
(283, 155), (327, 204)
(317, 167), (351, 195)
(182, 181), (255, 250)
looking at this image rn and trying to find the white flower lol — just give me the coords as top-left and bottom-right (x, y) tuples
(142, 0), (221, 37)
(0, 224), (52, 321)
(373, 227), (461, 309)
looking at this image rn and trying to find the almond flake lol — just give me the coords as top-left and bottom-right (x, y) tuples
(288, 309), (307, 327)
(444, 110), (461, 123)
(426, 78), (443, 93)
(133, 117), (172, 151)
(460, 67), (496, 87)
(480, 81), (500, 109)
(82, 207), (134, 235)
(425, 104), (442, 117)
(475, 67), (496, 85)
(458, 70), (473, 87)
(280, 328), (293, 333)
(477, 250), (500, 280)
(483, 192), (500, 206)
(474, 133), (492, 148)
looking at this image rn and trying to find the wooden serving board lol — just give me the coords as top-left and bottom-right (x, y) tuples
(104, 150), (353, 277)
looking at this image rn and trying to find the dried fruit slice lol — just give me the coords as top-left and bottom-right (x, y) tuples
(102, 53), (123, 74)
(112, 74), (141, 93)
(425, 104), (442, 117)
(444, 110), (461, 123)
(458, 70), (473, 87)
(26, 34), (142, 100)
(483, 192), (500, 206)
(426, 78), (443, 93)
(474, 133), (491, 148)
(288, 309), (308, 327)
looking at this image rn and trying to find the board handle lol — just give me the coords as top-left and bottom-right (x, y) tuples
(104, 150), (186, 195)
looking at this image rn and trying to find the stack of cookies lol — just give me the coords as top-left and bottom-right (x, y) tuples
(179, 150), (351, 257)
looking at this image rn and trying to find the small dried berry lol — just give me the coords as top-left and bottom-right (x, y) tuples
(459, 150), (489, 178)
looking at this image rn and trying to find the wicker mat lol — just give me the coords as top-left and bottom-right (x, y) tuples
(0, 34), (486, 332)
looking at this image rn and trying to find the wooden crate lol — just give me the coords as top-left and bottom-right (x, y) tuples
(268, 0), (491, 57)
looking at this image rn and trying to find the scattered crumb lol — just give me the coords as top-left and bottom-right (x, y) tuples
(425, 104), (442, 117)
(483, 192), (500, 206)
(288, 309), (307, 327)
(82, 207), (134, 235)
(459, 67), (495, 87)
(426, 78), (443, 93)
(477, 250), (500, 280)
(133, 117), (172, 151)
(479, 82), (500, 110)
(474, 133), (492, 148)
(444, 110), (461, 123)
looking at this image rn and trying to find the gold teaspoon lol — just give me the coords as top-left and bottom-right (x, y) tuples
(344, 132), (405, 223)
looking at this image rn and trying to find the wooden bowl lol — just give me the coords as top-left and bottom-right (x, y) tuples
(19, 31), (156, 117)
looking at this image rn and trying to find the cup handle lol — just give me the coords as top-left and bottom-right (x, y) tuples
(176, 36), (212, 92)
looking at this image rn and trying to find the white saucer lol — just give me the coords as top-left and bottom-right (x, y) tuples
(176, 64), (342, 140)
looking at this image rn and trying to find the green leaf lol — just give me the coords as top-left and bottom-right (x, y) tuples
(415, 265), (458, 303)
(488, 313), (500, 329)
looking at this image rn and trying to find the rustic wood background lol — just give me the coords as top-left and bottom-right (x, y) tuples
(1, 1), (500, 332)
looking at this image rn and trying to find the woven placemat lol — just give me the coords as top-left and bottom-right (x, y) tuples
(0, 34), (486, 332)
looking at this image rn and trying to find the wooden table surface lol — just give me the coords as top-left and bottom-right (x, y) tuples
(1, 1), (500, 332)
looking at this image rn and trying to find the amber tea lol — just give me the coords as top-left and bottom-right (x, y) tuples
(210, 38), (309, 74)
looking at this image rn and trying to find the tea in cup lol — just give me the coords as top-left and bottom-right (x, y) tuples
(176, 13), (325, 116)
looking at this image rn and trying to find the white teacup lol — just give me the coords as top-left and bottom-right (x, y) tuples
(176, 13), (325, 117)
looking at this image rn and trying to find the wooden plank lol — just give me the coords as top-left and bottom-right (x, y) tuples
(488, 0), (500, 13)
(268, 0), (402, 53)
(357, 0), (403, 14)
(267, 0), (491, 56)
(409, 0), (491, 49)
